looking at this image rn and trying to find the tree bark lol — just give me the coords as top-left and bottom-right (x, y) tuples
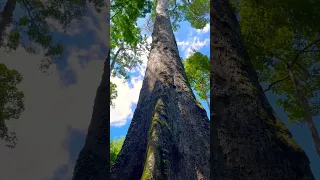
(110, 0), (210, 179)
(287, 67), (320, 156)
(72, 50), (110, 180)
(211, 0), (315, 179)
(71, 1), (110, 179)
(0, 0), (17, 46)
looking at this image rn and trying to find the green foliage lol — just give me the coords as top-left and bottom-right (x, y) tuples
(110, 81), (118, 108)
(110, 0), (152, 105)
(184, 52), (210, 103)
(110, 35), (150, 80)
(0, 64), (25, 149)
(110, 136), (125, 167)
(181, 0), (209, 29)
(237, 0), (320, 124)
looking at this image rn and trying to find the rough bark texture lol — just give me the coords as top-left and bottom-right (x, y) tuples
(0, 0), (17, 46)
(72, 2), (110, 179)
(210, 0), (315, 179)
(288, 67), (320, 156)
(110, 0), (210, 179)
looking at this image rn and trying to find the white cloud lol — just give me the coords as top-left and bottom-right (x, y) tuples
(110, 36), (150, 127)
(0, 4), (110, 180)
(178, 36), (209, 58)
(110, 76), (142, 126)
(196, 23), (210, 34)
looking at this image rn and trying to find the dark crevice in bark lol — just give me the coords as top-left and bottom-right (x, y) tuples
(211, 0), (315, 179)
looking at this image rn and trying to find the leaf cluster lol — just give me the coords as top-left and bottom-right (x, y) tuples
(0, 63), (25, 148)
(2, 0), (107, 72)
(110, 136), (125, 167)
(184, 52), (210, 102)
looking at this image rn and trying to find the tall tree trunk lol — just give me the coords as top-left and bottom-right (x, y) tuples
(0, 0), (17, 46)
(110, 0), (210, 179)
(72, 2), (110, 180)
(211, 0), (315, 179)
(72, 50), (111, 180)
(287, 67), (320, 156)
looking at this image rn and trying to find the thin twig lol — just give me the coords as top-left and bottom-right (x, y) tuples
(169, 0), (177, 12)
(264, 75), (289, 92)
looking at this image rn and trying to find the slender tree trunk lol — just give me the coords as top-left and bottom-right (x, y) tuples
(110, 0), (210, 179)
(0, 0), (17, 46)
(71, 2), (110, 180)
(205, 99), (209, 109)
(211, 0), (315, 179)
(110, 46), (123, 75)
(288, 67), (320, 156)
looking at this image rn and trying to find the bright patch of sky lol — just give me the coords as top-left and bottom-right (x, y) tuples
(110, 16), (210, 140)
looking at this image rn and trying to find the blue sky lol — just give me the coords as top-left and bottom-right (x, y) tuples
(110, 17), (210, 140)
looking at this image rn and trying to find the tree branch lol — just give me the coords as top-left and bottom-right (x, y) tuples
(264, 75), (289, 92)
(169, 0), (177, 12)
(21, 0), (44, 42)
(288, 37), (320, 69)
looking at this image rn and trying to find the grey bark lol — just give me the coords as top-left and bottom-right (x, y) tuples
(110, 0), (210, 179)
(0, 0), (17, 46)
(287, 66), (320, 156)
(71, 1), (110, 179)
(211, 0), (315, 179)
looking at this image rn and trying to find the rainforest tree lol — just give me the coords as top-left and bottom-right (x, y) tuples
(211, 0), (315, 179)
(110, 0), (210, 179)
(235, 0), (320, 156)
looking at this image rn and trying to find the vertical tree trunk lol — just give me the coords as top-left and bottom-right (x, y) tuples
(72, 50), (111, 180)
(211, 0), (315, 179)
(110, 46), (123, 75)
(288, 67), (320, 156)
(0, 0), (17, 46)
(71, 2), (110, 179)
(110, 0), (210, 179)
(205, 99), (210, 109)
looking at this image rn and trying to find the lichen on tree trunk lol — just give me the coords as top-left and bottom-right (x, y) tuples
(211, 0), (315, 179)
(110, 0), (210, 179)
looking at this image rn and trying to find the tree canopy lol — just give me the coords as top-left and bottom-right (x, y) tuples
(184, 52), (210, 107)
(0, 64), (24, 149)
(235, 0), (320, 155)
(110, 136), (125, 167)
